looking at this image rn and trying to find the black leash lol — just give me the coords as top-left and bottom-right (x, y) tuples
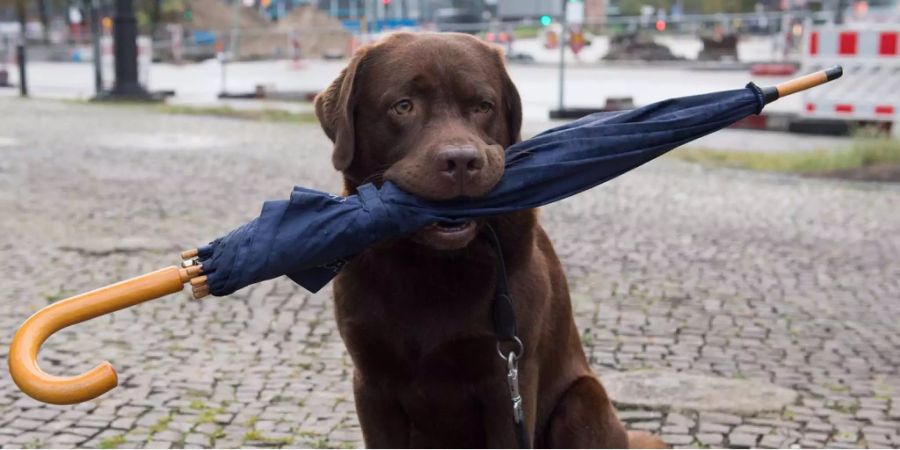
(483, 223), (531, 449)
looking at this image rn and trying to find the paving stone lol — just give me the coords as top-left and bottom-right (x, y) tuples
(110, 417), (136, 430)
(661, 434), (694, 446)
(194, 423), (218, 435)
(6, 418), (45, 432)
(662, 425), (690, 434)
(664, 412), (695, 427)
(728, 432), (759, 448)
(20, 409), (61, 421)
(695, 433), (724, 446)
(67, 426), (102, 437)
(213, 438), (244, 448)
(628, 421), (661, 431)
(152, 430), (183, 442)
(700, 412), (744, 426)
(733, 424), (772, 435)
(44, 433), (88, 445)
(618, 410), (664, 422)
(184, 433), (209, 446)
(804, 420), (834, 432)
(698, 422), (732, 434)
(759, 434), (792, 448)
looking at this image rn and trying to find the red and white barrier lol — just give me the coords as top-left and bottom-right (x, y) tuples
(802, 25), (900, 124)
(808, 29), (899, 58)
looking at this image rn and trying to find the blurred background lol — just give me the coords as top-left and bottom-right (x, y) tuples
(1, 0), (899, 129)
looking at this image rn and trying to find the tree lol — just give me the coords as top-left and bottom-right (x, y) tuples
(37, 0), (49, 42)
(13, 0), (26, 30)
(0, 0), (26, 27)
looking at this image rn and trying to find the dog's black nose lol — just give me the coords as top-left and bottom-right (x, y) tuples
(437, 145), (484, 184)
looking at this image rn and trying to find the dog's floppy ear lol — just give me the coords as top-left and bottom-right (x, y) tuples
(496, 53), (523, 145)
(315, 46), (369, 171)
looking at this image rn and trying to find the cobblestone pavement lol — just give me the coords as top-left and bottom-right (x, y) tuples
(1, 98), (899, 449)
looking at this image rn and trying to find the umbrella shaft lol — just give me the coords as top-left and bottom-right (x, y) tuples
(776, 66), (842, 98)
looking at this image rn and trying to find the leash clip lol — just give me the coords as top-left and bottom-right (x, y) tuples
(506, 350), (525, 425)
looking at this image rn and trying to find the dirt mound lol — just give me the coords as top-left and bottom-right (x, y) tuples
(276, 6), (352, 58)
(182, 1), (351, 59)
(183, 0), (281, 60)
(187, 0), (269, 31)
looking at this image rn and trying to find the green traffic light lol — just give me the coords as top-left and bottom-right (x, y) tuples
(540, 15), (552, 26)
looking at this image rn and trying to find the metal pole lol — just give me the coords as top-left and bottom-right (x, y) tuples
(0, 36), (9, 88)
(558, 0), (567, 112)
(37, 0), (50, 44)
(90, 0), (103, 95)
(109, 0), (150, 98)
(220, 53), (227, 95)
(222, 0), (242, 95)
(151, 0), (162, 38)
(361, 0), (369, 37)
(229, 0), (241, 61)
(15, 0), (27, 97)
(16, 42), (27, 97)
(835, 0), (846, 24)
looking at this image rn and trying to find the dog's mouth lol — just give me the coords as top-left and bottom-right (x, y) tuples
(413, 220), (479, 251)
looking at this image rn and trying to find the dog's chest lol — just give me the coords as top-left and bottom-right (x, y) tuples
(334, 252), (507, 379)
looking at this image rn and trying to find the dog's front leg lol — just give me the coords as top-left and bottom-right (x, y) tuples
(353, 373), (410, 448)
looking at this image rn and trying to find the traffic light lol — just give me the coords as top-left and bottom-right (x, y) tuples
(382, 0), (391, 4)
(540, 15), (552, 26)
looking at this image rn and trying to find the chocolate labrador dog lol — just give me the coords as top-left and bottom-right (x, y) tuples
(315, 32), (665, 449)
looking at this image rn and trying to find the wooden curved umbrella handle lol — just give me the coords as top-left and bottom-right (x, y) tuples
(8, 265), (202, 405)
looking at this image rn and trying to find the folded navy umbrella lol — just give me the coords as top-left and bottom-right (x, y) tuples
(195, 69), (843, 296)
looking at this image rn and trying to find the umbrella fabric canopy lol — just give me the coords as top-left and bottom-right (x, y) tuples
(197, 83), (767, 296)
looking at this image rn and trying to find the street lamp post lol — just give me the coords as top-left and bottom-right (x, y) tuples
(15, 0), (27, 97)
(558, 0), (567, 112)
(90, 0), (104, 95)
(16, 42), (27, 97)
(550, 0), (603, 119)
(102, 0), (153, 100)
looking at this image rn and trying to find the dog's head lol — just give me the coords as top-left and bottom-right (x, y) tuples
(315, 32), (522, 251)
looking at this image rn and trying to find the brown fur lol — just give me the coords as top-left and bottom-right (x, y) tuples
(315, 32), (667, 449)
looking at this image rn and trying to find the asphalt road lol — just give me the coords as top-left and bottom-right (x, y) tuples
(1, 57), (852, 154)
(3, 57), (803, 120)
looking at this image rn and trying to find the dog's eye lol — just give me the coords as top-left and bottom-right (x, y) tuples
(475, 101), (494, 114)
(391, 99), (413, 115)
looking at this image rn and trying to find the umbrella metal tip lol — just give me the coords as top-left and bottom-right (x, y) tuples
(825, 66), (843, 81)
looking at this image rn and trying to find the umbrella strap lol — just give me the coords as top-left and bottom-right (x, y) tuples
(483, 224), (531, 449)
